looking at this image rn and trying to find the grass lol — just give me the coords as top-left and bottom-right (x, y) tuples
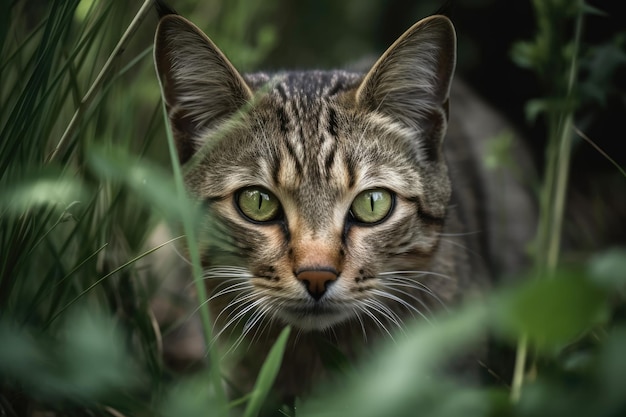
(1, 0), (625, 416)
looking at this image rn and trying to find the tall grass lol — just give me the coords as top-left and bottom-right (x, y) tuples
(0, 0), (284, 415)
(509, 0), (585, 402)
(1, 2), (164, 415)
(0, 1), (624, 417)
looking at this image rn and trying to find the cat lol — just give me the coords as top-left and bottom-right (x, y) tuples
(150, 2), (536, 404)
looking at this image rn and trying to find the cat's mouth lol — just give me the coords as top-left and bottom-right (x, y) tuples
(280, 303), (352, 330)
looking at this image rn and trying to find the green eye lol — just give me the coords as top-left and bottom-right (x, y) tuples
(350, 189), (393, 224)
(237, 187), (281, 222)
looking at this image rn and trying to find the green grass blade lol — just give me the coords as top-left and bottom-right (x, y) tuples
(574, 126), (626, 178)
(44, 236), (182, 330)
(243, 326), (291, 417)
(159, 97), (228, 407)
(47, 0), (154, 163)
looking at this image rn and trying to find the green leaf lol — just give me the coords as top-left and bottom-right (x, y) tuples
(524, 98), (549, 124)
(493, 269), (609, 351)
(160, 372), (223, 417)
(87, 145), (202, 227)
(582, 3), (608, 17)
(0, 310), (139, 403)
(596, 328), (626, 404)
(511, 40), (539, 69)
(483, 130), (515, 171)
(243, 326), (291, 417)
(300, 306), (488, 417)
(0, 174), (87, 215)
(587, 248), (626, 290)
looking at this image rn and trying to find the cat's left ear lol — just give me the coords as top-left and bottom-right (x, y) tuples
(356, 16), (456, 161)
(154, 15), (253, 164)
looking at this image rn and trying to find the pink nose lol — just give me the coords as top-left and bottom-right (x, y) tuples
(296, 269), (338, 301)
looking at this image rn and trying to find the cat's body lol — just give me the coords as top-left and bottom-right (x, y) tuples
(150, 6), (535, 401)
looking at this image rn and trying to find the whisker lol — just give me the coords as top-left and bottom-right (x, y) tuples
(383, 277), (447, 307)
(353, 310), (368, 342)
(214, 288), (278, 351)
(370, 288), (432, 326)
(438, 230), (482, 237)
(240, 299), (285, 353)
(248, 309), (277, 349)
(382, 284), (439, 317)
(208, 280), (254, 301)
(229, 306), (268, 354)
(438, 238), (484, 261)
(383, 276), (449, 312)
(212, 296), (264, 344)
(379, 270), (453, 281)
(356, 304), (395, 341)
(203, 265), (252, 277)
(327, 325), (339, 344)
(212, 291), (257, 324)
(184, 265), (251, 292)
(363, 298), (406, 335)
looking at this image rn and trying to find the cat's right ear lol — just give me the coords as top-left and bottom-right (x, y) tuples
(356, 16), (456, 162)
(154, 15), (252, 164)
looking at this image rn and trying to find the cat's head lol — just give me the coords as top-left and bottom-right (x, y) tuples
(154, 15), (456, 333)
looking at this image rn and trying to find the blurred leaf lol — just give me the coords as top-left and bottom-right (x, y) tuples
(515, 328), (626, 417)
(524, 98), (549, 124)
(493, 270), (608, 351)
(579, 36), (626, 107)
(511, 40), (538, 70)
(87, 145), (202, 227)
(300, 305), (488, 417)
(581, 3), (608, 17)
(74, 0), (97, 22)
(0, 173), (87, 215)
(159, 372), (223, 417)
(524, 96), (578, 124)
(596, 328), (626, 406)
(587, 248), (626, 290)
(0, 310), (140, 404)
(58, 311), (142, 400)
(484, 131), (515, 171)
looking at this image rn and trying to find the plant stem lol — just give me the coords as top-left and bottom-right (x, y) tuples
(511, 0), (584, 402)
(546, 7), (583, 269)
(160, 102), (227, 408)
(511, 334), (528, 402)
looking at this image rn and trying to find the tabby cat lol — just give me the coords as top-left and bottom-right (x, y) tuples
(151, 4), (535, 402)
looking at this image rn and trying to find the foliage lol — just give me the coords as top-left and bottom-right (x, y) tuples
(0, 0), (624, 416)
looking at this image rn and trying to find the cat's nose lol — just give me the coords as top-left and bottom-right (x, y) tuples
(296, 269), (338, 301)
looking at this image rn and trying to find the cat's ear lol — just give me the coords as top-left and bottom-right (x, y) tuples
(154, 15), (252, 164)
(356, 15), (456, 161)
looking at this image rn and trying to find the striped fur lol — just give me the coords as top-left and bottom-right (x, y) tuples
(153, 13), (534, 399)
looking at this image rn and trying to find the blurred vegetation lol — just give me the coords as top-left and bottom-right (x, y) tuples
(1, 0), (624, 416)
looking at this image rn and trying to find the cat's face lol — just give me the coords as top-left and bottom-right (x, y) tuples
(154, 15), (457, 334)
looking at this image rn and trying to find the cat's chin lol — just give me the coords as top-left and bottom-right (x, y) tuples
(279, 306), (353, 331)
